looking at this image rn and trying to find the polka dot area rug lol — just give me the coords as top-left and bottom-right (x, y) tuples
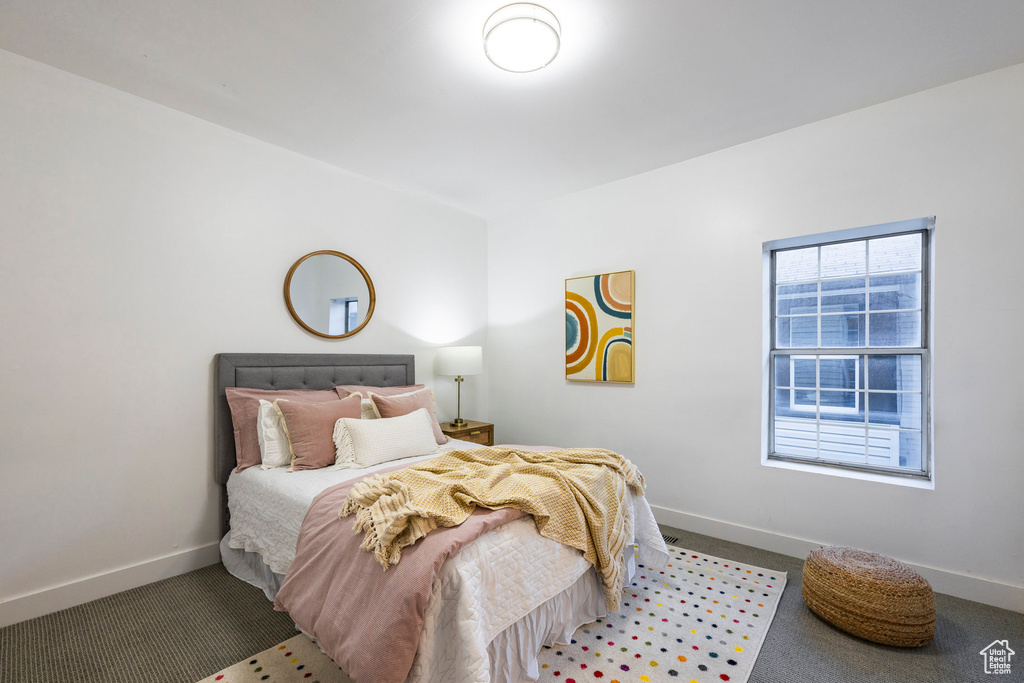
(534, 545), (787, 683)
(196, 634), (348, 683)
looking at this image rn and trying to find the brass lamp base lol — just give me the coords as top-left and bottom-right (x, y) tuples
(452, 375), (467, 427)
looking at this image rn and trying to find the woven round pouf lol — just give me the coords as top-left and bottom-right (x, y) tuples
(802, 546), (935, 647)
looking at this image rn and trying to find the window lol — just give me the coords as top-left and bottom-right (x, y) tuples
(763, 218), (933, 479)
(329, 297), (359, 335)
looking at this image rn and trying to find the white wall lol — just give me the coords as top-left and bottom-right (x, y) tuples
(0, 50), (488, 626)
(488, 64), (1024, 610)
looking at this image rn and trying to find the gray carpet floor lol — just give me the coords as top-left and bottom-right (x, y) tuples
(0, 564), (296, 683)
(1, 527), (1021, 683)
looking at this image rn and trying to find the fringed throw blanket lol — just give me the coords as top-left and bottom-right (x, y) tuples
(339, 446), (644, 610)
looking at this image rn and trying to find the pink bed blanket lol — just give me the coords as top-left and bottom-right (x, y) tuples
(273, 463), (526, 683)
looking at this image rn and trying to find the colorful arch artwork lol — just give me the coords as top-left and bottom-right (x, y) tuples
(565, 271), (634, 383)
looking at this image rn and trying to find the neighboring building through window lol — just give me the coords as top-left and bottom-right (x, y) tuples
(763, 217), (933, 479)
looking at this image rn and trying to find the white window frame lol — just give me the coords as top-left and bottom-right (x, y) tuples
(761, 217), (934, 484)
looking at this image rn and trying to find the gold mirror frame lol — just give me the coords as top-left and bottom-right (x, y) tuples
(284, 250), (376, 339)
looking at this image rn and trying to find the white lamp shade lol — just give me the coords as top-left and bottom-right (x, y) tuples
(437, 346), (484, 376)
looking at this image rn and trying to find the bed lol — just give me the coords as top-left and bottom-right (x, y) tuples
(214, 352), (666, 683)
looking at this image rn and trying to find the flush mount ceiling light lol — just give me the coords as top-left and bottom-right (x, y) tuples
(483, 3), (561, 73)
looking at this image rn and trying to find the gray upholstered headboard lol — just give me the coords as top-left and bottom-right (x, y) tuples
(214, 353), (416, 534)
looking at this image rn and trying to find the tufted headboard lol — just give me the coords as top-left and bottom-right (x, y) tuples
(213, 353), (416, 534)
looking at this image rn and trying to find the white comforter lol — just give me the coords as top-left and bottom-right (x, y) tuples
(226, 441), (667, 683)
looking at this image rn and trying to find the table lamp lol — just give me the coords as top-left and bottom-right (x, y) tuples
(436, 345), (483, 427)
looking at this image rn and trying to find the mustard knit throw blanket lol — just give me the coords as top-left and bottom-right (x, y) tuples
(339, 446), (645, 610)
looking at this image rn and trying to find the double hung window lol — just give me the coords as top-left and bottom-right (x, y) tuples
(764, 218), (932, 479)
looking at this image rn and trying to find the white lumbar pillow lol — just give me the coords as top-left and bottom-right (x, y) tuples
(257, 399), (292, 469)
(333, 408), (440, 469)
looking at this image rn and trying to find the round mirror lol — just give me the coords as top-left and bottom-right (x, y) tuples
(284, 250), (376, 339)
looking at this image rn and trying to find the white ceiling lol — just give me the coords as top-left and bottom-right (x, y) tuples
(3, 1), (1024, 218)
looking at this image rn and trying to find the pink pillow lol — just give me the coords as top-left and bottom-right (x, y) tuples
(368, 389), (448, 445)
(274, 394), (363, 471)
(333, 384), (424, 399)
(225, 387), (339, 472)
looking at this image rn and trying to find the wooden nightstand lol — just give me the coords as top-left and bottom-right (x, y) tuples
(440, 420), (494, 446)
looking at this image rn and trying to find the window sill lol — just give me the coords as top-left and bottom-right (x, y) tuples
(762, 456), (935, 490)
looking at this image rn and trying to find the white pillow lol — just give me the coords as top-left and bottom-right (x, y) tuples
(256, 399), (292, 469)
(333, 408), (440, 469)
(360, 398), (378, 420)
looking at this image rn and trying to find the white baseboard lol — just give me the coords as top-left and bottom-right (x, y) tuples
(651, 504), (1024, 614)
(0, 542), (221, 628)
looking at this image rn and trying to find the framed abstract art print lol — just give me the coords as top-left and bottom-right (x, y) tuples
(565, 270), (634, 383)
